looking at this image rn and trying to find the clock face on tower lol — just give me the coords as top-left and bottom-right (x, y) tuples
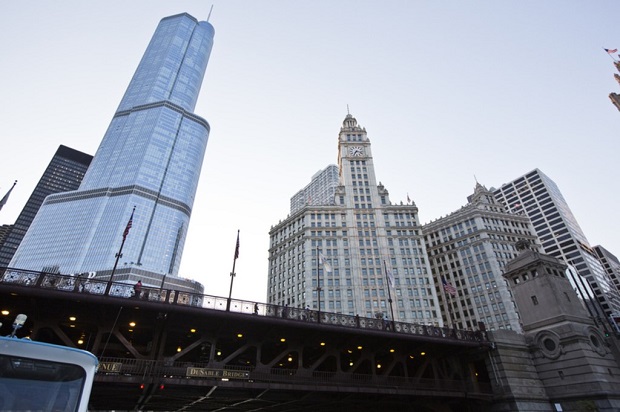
(349, 146), (364, 157)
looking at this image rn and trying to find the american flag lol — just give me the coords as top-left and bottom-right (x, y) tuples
(605, 48), (618, 54)
(386, 267), (395, 288)
(0, 180), (17, 211)
(234, 231), (240, 259)
(319, 253), (332, 273)
(442, 277), (457, 296)
(122, 207), (135, 241)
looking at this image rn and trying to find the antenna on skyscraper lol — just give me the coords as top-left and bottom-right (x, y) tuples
(207, 5), (214, 22)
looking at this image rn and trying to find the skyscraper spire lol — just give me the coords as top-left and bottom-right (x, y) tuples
(0, 180), (17, 212)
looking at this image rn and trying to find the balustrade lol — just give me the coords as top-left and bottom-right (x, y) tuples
(0, 267), (487, 343)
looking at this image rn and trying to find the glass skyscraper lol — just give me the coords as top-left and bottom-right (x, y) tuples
(0, 145), (92, 267)
(10, 13), (214, 289)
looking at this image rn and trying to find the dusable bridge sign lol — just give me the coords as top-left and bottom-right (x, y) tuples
(186, 367), (250, 379)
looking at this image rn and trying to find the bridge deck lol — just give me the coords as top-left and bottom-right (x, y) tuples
(0, 268), (494, 411)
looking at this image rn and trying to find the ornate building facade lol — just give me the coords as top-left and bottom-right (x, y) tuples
(268, 114), (442, 325)
(423, 183), (537, 332)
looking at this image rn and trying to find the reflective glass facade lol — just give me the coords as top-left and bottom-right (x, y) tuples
(0, 146), (92, 267)
(10, 13), (214, 279)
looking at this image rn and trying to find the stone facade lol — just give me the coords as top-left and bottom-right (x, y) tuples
(268, 114), (441, 325)
(423, 183), (537, 332)
(486, 242), (620, 411)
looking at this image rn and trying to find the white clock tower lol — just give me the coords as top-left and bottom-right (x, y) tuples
(268, 114), (442, 326)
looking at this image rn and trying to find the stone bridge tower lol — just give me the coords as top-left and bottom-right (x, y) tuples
(488, 240), (620, 411)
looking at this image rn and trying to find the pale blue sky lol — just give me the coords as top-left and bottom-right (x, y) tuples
(1, 1), (618, 302)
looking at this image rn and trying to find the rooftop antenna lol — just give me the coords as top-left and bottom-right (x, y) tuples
(207, 4), (214, 22)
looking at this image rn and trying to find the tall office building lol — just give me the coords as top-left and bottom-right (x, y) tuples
(290, 165), (339, 214)
(493, 169), (620, 323)
(594, 246), (620, 299)
(10, 14), (215, 291)
(422, 183), (538, 332)
(268, 114), (442, 325)
(0, 225), (13, 249)
(0, 145), (92, 267)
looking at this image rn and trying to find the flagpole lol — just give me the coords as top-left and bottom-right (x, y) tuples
(316, 246), (321, 324)
(444, 291), (456, 329)
(442, 277), (455, 329)
(106, 206), (135, 294)
(445, 289), (454, 328)
(226, 230), (240, 312)
(0, 180), (17, 212)
(383, 260), (396, 330)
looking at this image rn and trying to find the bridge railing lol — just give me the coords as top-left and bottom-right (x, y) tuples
(97, 357), (493, 395)
(0, 267), (488, 343)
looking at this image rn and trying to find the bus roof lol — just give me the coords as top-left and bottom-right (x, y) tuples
(0, 336), (98, 368)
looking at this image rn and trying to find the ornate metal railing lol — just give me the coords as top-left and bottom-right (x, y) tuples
(0, 267), (487, 343)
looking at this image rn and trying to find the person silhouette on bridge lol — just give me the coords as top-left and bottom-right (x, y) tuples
(383, 316), (391, 331)
(74, 274), (82, 292)
(133, 280), (142, 298)
(282, 303), (288, 318)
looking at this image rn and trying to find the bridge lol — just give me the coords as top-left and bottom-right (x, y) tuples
(0, 268), (494, 411)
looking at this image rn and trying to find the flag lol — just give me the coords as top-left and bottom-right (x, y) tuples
(605, 48), (618, 54)
(319, 253), (332, 273)
(234, 231), (240, 259)
(442, 277), (457, 296)
(407, 193), (411, 204)
(387, 267), (395, 288)
(0, 180), (17, 211)
(122, 207), (135, 241)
